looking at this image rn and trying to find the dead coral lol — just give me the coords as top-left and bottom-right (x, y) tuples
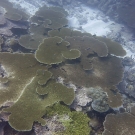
(44, 103), (91, 135)
(35, 36), (81, 65)
(103, 113), (135, 135)
(3, 70), (74, 131)
(0, 52), (47, 107)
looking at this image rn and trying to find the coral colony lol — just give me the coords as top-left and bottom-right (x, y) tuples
(0, 0), (135, 134)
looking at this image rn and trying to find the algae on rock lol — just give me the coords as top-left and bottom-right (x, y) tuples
(45, 103), (91, 135)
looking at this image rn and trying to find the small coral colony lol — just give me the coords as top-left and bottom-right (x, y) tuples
(0, 0), (135, 135)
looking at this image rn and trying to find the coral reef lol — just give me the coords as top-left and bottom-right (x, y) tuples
(0, 0), (29, 21)
(35, 5), (68, 29)
(0, 1), (130, 134)
(44, 103), (91, 135)
(48, 27), (92, 39)
(35, 36), (81, 65)
(3, 70), (74, 131)
(95, 36), (126, 56)
(51, 56), (124, 108)
(0, 53), (47, 107)
(103, 113), (135, 135)
(87, 87), (109, 112)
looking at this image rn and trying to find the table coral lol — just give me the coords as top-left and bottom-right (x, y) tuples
(44, 103), (91, 135)
(48, 27), (92, 39)
(35, 36), (81, 65)
(95, 36), (126, 56)
(65, 36), (108, 70)
(0, 52), (47, 107)
(51, 56), (124, 108)
(103, 113), (135, 135)
(3, 70), (74, 131)
(35, 5), (68, 29)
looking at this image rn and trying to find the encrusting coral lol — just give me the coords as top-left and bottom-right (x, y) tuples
(3, 70), (75, 131)
(0, 52), (47, 107)
(35, 36), (81, 65)
(19, 34), (43, 50)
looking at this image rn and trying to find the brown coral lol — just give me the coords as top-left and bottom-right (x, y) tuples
(50, 56), (124, 108)
(103, 113), (135, 135)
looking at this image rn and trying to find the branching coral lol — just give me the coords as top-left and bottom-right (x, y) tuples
(35, 36), (81, 65)
(103, 113), (135, 135)
(19, 34), (43, 50)
(3, 70), (74, 131)
(0, 52), (47, 107)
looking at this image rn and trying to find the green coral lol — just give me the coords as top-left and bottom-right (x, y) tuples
(3, 70), (74, 131)
(45, 103), (91, 135)
(35, 36), (81, 65)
